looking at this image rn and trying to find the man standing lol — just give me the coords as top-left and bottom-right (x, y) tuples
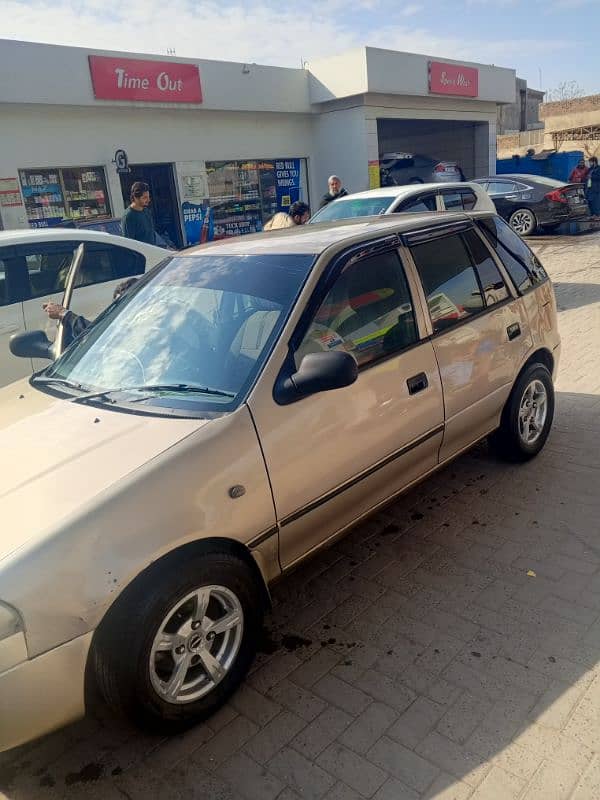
(569, 159), (589, 185)
(586, 157), (600, 219)
(121, 182), (156, 244)
(319, 175), (349, 209)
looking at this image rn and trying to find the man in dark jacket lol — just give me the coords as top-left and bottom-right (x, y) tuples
(587, 157), (600, 218)
(319, 175), (349, 208)
(121, 181), (156, 244)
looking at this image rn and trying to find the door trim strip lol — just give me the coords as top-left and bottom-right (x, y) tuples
(247, 526), (279, 550)
(280, 424), (444, 527)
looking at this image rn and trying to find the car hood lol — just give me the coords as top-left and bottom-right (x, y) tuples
(0, 380), (207, 563)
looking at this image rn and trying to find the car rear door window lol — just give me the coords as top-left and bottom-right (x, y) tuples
(297, 250), (418, 369)
(397, 194), (437, 212)
(85, 244), (146, 281)
(440, 190), (478, 211)
(411, 234), (484, 333)
(477, 216), (547, 292)
(462, 229), (509, 307)
(487, 181), (517, 196)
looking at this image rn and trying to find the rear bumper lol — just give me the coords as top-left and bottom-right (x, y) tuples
(537, 204), (588, 226)
(0, 632), (92, 753)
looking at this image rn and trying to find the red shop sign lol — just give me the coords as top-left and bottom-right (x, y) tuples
(88, 56), (202, 103)
(429, 61), (478, 98)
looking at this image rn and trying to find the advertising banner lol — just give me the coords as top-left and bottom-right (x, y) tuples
(368, 160), (381, 189)
(429, 61), (478, 97)
(182, 202), (214, 245)
(275, 160), (301, 209)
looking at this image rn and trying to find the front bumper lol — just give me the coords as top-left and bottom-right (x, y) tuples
(0, 631), (93, 753)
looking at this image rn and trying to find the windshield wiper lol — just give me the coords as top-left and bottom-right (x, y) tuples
(31, 376), (90, 393)
(71, 383), (236, 405)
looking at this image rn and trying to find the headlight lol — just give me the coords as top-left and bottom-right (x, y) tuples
(0, 603), (22, 641)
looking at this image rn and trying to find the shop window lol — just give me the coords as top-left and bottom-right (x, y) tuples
(296, 251), (418, 369)
(462, 230), (509, 307)
(19, 167), (111, 229)
(411, 235), (484, 333)
(478, 216), (547, 292)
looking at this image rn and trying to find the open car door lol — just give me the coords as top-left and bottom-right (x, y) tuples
(53, 242), (85, 358)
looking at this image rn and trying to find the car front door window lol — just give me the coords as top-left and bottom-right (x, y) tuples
(397, 194), (437, 213)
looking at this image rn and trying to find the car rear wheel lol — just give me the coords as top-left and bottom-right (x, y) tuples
(92, 551), (263, 733)
(509, 208), (537, 236)
(489, 364), (554, 462)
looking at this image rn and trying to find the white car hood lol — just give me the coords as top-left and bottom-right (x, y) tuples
(0, 380), (207, 563)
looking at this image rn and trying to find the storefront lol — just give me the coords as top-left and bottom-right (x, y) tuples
(0, 41), (516, 244)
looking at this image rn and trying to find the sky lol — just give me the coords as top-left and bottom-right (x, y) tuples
(0, 0), (598, 97)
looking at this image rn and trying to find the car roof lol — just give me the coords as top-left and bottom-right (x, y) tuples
(0, 228), (167, 253)
(185, 212), (489, 256)
(326, 183), (482, 201)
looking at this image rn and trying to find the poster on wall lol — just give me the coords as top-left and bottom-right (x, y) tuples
(0, 178), (23, 208)
(274, 160), (301, 209)
(368, 160), (381, 189)
(182, 202), (214, 245)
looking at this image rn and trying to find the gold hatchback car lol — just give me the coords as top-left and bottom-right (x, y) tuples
(0, 212), (559, 751)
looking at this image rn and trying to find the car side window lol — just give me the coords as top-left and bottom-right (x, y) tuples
(487, 181), (516, 196)
(411, 234), (485, 334)
(296, 250), (418, 369)
(478, 216), (547, 292)
(86, 244), (145, 281)
(462, 229), (509, 307)
(440, 190), (477, 211)
(16, 244), (78, 299)
(397, 194), (437, 212)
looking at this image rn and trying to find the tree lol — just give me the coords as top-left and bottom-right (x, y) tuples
(546, 81), (585, 102)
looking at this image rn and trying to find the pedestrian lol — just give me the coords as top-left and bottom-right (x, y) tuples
(43, 278), (140, 343)
(319, 175), (349, 209)
(586, 157), (600, 219)
(121, 182), (156, 245)
(568, 159), (589, 185)
(263, 201), (311, 230)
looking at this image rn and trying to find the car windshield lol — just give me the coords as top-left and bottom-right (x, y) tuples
(38, 253), (314, 414)
(311, 197), (396, 222)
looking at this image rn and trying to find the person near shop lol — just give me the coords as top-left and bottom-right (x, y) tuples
(121, 182), (156, 245)
(263, 201), (311, 230)
(42, 278), (140, 342)
(319, 175), (349, 208)
(586, 157), (600, 218)
(569, 159), (589, 186)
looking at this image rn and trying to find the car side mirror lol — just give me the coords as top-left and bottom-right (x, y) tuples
(9, 330), (54, 361)
(275, 351), (358, 405)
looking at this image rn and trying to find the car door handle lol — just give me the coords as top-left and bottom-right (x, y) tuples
(407, 372), (428, 395)
(505, 195), (519, 200)
(507, 323), (521, 341)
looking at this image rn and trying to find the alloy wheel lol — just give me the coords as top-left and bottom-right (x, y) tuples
(510, 210), (535, 235)
(518, 379), (548, 445)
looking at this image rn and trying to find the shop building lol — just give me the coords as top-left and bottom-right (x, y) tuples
(0, 39), (515, 244)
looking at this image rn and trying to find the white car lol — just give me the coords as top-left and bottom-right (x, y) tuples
(0, 229), (168, 387)
(310, 183), (495, 224)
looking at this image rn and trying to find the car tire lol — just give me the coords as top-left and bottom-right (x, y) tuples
(92, 550), (263, 734)
(509, 208), (537, 236)
(489, 363), (554, 462)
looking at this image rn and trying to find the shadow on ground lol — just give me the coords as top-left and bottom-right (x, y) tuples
(553, 282), (600, 312)
(1, 390), (599, 800)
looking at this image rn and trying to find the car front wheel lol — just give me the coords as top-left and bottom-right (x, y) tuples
(92, 551), (263, 733)
(489, 363), (554, 462)
(509, 208), (537, 236)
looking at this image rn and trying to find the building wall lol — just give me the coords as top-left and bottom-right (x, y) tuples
(0, 104), (316, 227)
(310, 106), (370, 197)
(497, 78), (544, 135)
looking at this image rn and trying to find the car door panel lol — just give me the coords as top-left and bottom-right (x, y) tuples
(248, 246), (444, 569)
(0, 247), (30, 386)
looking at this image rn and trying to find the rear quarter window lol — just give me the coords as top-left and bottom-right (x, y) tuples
(477, 216), (548, 293)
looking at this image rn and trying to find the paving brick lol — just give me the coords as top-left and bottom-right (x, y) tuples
(367, 736), (439, 793)
(317, 742), (387, 797)
(243, 711), (306, 765)
(289, 648), (343, 689)
(248, 653), (304, 694)
(313, 674), (373, 716)
(229, 684), (282, 727)
(193, 715), (259, 770)
(437, 691), (493, 745)
(538, 595), (599, 627)
(571, 757), (600, 800)
(468, 766), (525, 800)
(372, 777), (420, 800)
(413, 634), (465, 675)
(267, 679), (327, 722)
(388, 697), (446, 749)
(292, 706), (353, 760)
(339, 702), (398, 755)
(421, 773), (474, 800)
(268, 746), (336, 800)
(322, 782), (363, 800)
(169, 762), (244, 800)
(564, 676), (600, 751)
(416, 730), (490, 788)
(353, 670), (416, 714)
(217, 752), (284, 800)
(522, 758), (582, 800)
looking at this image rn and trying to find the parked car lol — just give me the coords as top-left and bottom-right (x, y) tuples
(0, 229), (168, 387)
(309, 183), (495, 223)
(0, 211), (559, 752)
(379, 152), (464, 185)
(472, 174), (589, 236)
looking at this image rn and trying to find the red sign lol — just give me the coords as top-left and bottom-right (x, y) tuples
(88, 56), (202, 103)
(429, 61), (478, 98)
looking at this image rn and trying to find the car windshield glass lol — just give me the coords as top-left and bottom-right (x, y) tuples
(38, 253), (314, 413)
(311, 197), (396, 222)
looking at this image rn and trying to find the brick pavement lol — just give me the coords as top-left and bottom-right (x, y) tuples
(1, 232), (599, 800)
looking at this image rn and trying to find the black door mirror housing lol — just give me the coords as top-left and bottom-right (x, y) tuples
(275, 350), (358, 405)
(9, 330), (54, 361)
